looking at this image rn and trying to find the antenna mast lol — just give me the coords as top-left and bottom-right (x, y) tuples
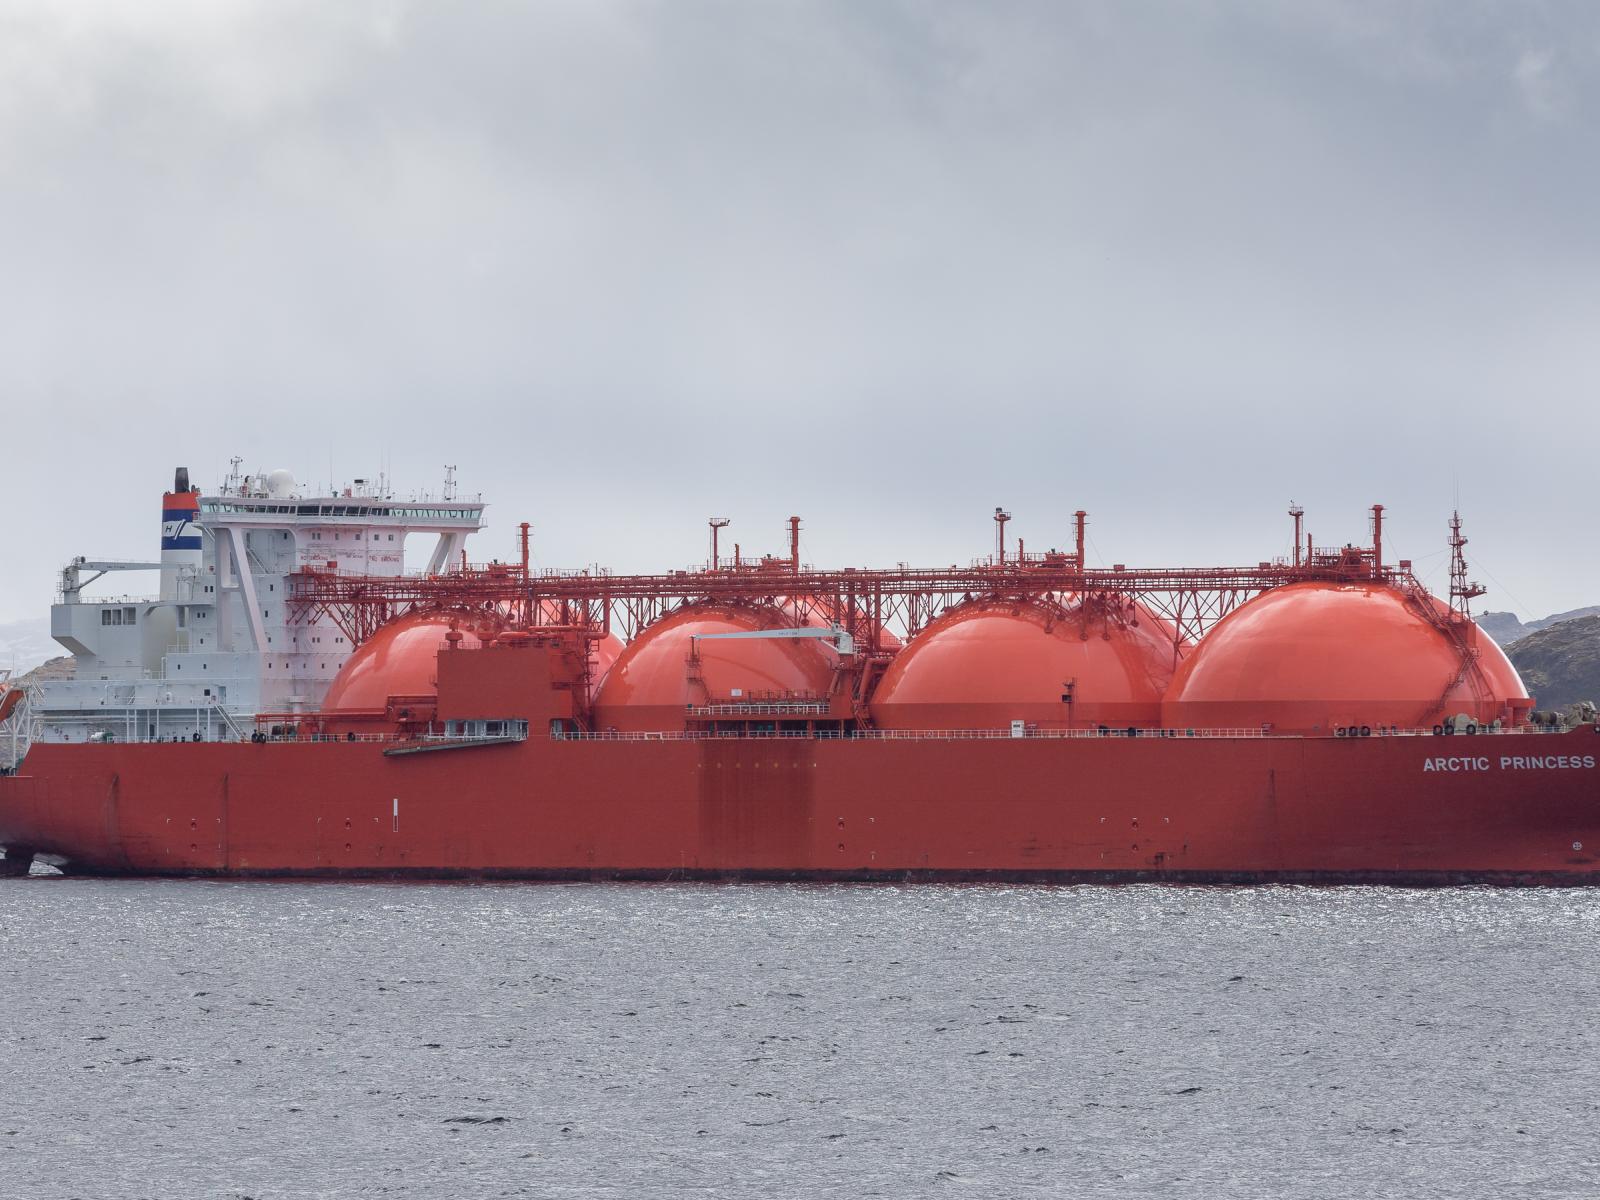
(1447, 510), (1486, 618)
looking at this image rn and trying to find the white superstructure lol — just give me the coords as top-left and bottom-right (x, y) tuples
(37, 464), (485, 743)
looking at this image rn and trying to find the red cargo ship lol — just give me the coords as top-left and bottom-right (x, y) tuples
(3, 490), (1597, 883)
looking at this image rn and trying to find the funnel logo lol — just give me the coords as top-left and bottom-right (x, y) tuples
(161, 511), (201, 551)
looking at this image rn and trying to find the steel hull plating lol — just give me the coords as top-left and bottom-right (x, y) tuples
(3, 729), (1599, 883)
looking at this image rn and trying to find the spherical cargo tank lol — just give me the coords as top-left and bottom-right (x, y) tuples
(869, 597), (1182, 731)
(591, 604), (837, 733)
(589, 630), (624, 680)
(321, 613), (484, 712)
(1162, 581), (1531, 734)
(1467, 622), (1527, 713)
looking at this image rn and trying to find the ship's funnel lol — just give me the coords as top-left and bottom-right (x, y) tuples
(160, 466), (201, 602)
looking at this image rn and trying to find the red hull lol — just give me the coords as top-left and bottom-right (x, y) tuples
(3, 729), (1599, 883)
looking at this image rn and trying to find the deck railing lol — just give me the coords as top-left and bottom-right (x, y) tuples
(558, 726), (1284, 742)
(555, 724), (1571, 743)
(61, 721), (1578, 747)
(686, 702), (831, 716)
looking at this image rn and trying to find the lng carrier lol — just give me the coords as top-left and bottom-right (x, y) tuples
(1, 466), (1595, 883)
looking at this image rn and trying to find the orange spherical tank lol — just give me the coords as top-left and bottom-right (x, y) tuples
(321, 614), (483, 711)
(590, 631), (624, 679)
(1161, 582), (1531, 733)
(869, 598), (1181, 731)
(1472, 630), (1528, 715)
(1422, 593), (1528, 720)
(591, 605), (836, 733)
(584, 630), (626, 706)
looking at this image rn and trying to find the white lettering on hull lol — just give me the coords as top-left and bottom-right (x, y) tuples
(1423, 757), (1492, 773)
(1422, 754), (1598, 773)
(1499, 754), (1597, 771)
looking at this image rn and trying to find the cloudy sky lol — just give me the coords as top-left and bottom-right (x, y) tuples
(2, 0), (1597, 624)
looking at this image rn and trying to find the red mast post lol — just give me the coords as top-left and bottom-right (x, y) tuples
(709, 518), (730, 572)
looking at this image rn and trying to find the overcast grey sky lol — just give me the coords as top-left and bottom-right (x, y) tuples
(2, 0), (1597, 624)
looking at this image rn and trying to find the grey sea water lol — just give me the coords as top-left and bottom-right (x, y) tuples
(1, 879), (1596, 1199)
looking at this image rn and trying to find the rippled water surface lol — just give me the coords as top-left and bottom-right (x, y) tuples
(2, 879), (1598, 1198)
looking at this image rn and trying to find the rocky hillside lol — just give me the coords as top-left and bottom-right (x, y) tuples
(1478, 606), (1600, 647)
(11, 656), (76, 687)
(1507, 616), (1600, 711)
